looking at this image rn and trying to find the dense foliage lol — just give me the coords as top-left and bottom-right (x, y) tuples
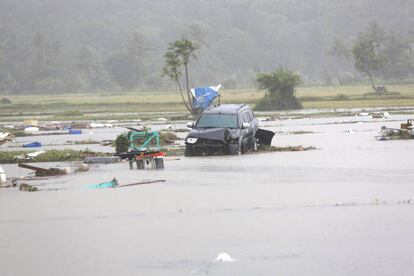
(255, 69), (302, 110)
(0, 0), (413, 94)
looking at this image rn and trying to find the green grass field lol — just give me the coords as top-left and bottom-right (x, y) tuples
(1, 84), (414, 122)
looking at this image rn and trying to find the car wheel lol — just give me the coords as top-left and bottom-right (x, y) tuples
(154, 158), (164, 169)
(184, 145), (193, 157)
(229, 139), (242, 155)
(251, 137), (258, 151)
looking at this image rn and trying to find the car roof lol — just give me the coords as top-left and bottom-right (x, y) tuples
(202, 104), (249, 115)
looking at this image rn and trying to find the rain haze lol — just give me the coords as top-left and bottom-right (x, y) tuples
(1, 1), (414, 276)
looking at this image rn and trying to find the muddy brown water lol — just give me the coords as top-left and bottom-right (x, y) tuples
(1, 114), (414, 275)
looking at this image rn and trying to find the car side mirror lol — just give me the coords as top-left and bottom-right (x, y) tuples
(186, 121), (195, 128)
(242, 122), (250, 129)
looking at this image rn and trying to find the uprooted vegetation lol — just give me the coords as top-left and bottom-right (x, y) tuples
(257, 145), (317, 152)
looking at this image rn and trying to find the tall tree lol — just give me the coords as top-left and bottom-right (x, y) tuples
(352, 35), (387, 92)
(161, 38), (199, 115)
(76, 46), (109, 91)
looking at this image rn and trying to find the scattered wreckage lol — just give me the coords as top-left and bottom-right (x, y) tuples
(87, 178), (166, 189)
(15, 151), (46, 161)
(83, 156), (120, 164)
(376, 119), (414, 140)
(114, 127), (166, 169)
(0, 132), (14, 145)
(18, 163), (69, 177)
(0, 164), (6, 186)
(184, 104), (275, 156)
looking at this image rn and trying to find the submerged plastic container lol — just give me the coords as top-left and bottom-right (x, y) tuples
(69, 129), (82, 135)
(23, 142), (42, 148)
(87, 178), (118, 189)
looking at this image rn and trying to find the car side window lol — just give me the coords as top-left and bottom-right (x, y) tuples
(242, 112), (250, 123)
(248, 110), (254, 122)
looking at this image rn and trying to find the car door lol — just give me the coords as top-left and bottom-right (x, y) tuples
(241, 111), (253, 148)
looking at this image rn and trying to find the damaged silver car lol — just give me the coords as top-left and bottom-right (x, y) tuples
(185, 104), (274, 156)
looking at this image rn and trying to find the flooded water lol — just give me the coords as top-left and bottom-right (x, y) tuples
(1, 114), (414, 275)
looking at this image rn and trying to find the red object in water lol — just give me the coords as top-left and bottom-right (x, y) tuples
(135, 151), (166, 160)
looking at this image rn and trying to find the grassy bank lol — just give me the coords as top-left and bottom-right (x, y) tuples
(0, 149), (110, 164)
(1, 84), (414, 121)
(0, 148), (185, 164)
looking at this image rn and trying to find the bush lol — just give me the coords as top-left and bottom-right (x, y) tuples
(333, 94), (348, 101)
(0, 97), (12, 104)
(255, 68), (302, 111)
(115, 133), (129, 153)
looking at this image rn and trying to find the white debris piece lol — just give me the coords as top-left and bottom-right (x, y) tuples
(26, 151), (46, 158)
(383, 112), (390, 118)
(0, 132), (11, 140)
(358, 112), (369, 116)
(0, 132), (14, 145)
(24, 127), (39, 132)
(157, 118), (168, 121)
(214, 252), (236, 262)
(62, 167), (71, 174)
(89, 123), (105, 128)
(0, 165), (6, 184)
(166, 124), (177, 131)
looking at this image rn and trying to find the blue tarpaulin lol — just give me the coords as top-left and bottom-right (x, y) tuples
(69, 129), (82, 135)
(23, 142), (42, 148)
(191, 84), (221, 111)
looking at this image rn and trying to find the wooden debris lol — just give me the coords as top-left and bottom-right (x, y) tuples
(18, 163), (68, 177)
(117, 179), (166, 188)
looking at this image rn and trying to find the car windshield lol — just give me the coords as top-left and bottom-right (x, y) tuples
(196, 114), (238, 128)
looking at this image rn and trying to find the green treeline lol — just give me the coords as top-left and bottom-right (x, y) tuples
(0, 0), (413, 94)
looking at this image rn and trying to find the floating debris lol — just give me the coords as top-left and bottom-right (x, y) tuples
(22, 141), (42, 148)
(258, 145), (317, 152)
(376, 119), (414, 140)
(68, 129), (82, 135)
(83, 156), (120, 164)
(18, 163), (69, 177)
(87, 178), (165, 189)
(371, 112), (389, 119)
(15, 150), (45, 160)
(23, 119), (39, 127)
(0, 132), (14, 145)
(74, 163), (89, 173)
(19, 183), (39, 192)
(89, 123), (113, 128)
(214, 252), (236, 262)
(0, 164), (6, 185)
(87, 178), (119, 189)
(118, 179), (166, 188)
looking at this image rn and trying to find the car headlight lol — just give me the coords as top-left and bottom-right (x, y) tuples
(186, 137), (198, 144)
